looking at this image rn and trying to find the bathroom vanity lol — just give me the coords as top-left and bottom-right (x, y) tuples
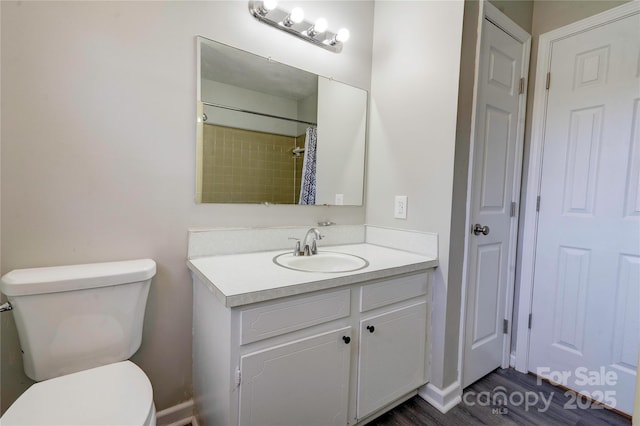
(188, 229), (438, 426)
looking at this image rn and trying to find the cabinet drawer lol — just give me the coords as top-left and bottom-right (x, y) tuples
(360, 272), (427, 312)
(240, 289), (351, 344)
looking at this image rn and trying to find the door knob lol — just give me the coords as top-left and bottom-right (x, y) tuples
(342, 336), (351, 344)
(366, 325), (375, 333)
(473, 224), (490, 235)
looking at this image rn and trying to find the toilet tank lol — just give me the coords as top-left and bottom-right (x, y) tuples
(0, 259), (156, 381)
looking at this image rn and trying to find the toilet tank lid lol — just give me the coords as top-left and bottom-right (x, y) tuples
(1, 259), (156, 297)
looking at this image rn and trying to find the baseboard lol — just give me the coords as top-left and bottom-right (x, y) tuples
(156, 399), (198, 426)
(418, 381), (462, 414)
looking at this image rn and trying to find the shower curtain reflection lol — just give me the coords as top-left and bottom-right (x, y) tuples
(298, 126), (318, 205)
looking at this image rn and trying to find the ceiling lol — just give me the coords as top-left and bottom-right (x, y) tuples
(200, 38), (318, 100)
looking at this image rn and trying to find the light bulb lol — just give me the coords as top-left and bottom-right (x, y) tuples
(290, 7), (304, 24)
(257, 0), (277, 16)
(336, 28), (350, 43)
(263, 0), (278, 11)
(314, 18), (328, 33)
(307, 17), (328, 37)
(282, 7), (304, 27)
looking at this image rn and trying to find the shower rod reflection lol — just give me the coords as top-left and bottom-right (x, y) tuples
(202, 101), (317, 126)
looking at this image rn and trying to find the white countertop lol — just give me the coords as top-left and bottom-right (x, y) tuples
(188, 243), (438, 307)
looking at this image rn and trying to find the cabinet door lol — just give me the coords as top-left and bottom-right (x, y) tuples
(239, 327), (352, 426)
(357, 302), (427, 419)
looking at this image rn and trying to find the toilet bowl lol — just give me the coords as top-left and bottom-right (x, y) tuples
(0, 259), (157, 425)
(1, 361), (156, 426)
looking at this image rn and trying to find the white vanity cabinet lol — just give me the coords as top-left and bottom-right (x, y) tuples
(191, 269), (432, 426)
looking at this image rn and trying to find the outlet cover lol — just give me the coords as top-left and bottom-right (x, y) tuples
(394, 195), (408, 219)
(335, 194), (344, 205)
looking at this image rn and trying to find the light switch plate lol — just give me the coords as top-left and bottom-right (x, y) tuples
(394, 195), (408, 219)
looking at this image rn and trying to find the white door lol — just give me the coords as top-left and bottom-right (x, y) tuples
(239, 327), (352, 426)
(463, 17), (527, 387)
(357, 302), (427, 419)
(528, 11), (640, 415)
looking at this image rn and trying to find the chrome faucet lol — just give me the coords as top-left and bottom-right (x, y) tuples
(302, 228), (323, 256)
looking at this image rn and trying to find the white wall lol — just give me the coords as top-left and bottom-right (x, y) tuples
(316, 77), (367, 206)
(0, 1), (3, 408)
(201, 79), (300, 136)
(297, 92), (318, 135)
(0, 0), (374, 412)
(488, 0), (533, 32)
(366, 0), (464, 388)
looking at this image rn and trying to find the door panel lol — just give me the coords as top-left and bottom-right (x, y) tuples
(480, 106), (511, 210)
(463, 18), (525, 387)
(472, 243), (502, 346)
(625, 99), (640, 217)
(612, 254), (639, 371)
(489, 46), (516, 91)
(551, 246), (590, 355)
(528, 11), (640, 415)
(564, 107), (602, 215)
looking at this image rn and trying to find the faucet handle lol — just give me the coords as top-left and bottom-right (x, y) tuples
(288, 237), (302, 256)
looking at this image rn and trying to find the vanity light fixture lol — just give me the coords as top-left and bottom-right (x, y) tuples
(248, 1), (350, 53)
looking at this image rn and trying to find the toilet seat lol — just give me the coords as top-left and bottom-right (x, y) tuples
(1, 361), (155, 426)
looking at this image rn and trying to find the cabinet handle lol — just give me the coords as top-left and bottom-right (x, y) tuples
(366, 325), (375, 333)
(342, 336), (351, 344)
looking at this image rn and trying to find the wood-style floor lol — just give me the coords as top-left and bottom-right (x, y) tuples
(370, 368), (632, 426)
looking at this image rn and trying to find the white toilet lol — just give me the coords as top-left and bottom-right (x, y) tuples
(0, 258), (157, 425)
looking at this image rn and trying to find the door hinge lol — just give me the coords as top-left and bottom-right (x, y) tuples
(235, 367), (241, 386)
(536, 196), (541, 212)
(518, 77), (525, 94)
(503, 319), (509, 334)
(528, 313), (532, 329)
(510, 201), (517, 217)
(545, 72), (551, 90)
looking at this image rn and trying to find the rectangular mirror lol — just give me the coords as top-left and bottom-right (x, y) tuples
(196, 36), (367, 206)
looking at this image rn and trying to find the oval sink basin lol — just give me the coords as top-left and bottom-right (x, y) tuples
(273, 251), (369, 273)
